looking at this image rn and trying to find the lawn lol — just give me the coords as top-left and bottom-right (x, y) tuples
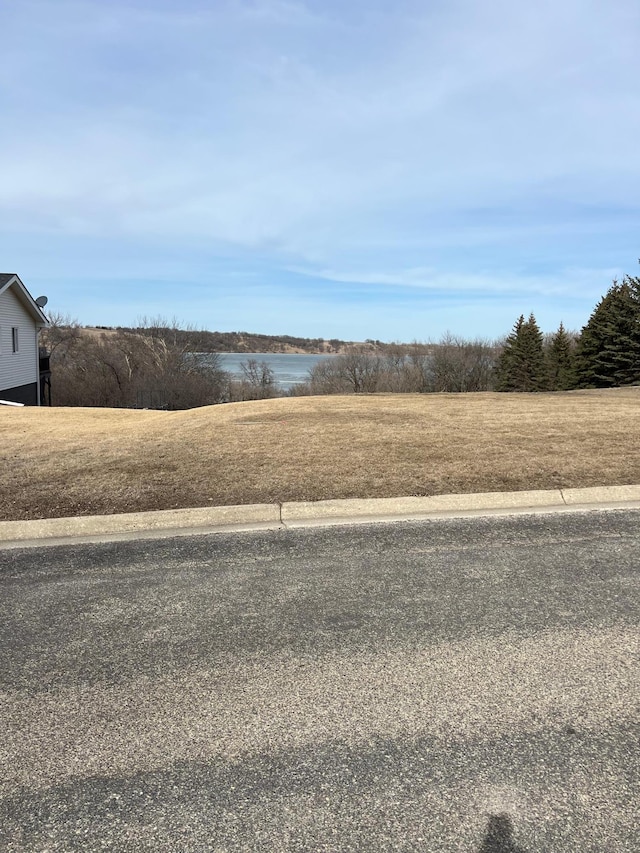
(1, 388), (639, 520)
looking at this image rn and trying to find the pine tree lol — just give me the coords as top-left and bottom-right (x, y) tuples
(574, 278), (640, 387)
(627, 274), (640, 302)
(546, 322), (575, 390)
(495, 315), (524, 391)
(495, 313), (547, 391)
(519, 313), (547, 391)
(574, 286), (619, 388)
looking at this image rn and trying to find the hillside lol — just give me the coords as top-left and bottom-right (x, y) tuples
(87, 326), (370, 354)
(2, 389), (640, 521)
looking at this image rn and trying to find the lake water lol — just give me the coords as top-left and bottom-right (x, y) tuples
(207, 352), (335, 391)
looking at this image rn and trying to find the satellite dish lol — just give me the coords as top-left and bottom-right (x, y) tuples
(35, 295), (48, 308)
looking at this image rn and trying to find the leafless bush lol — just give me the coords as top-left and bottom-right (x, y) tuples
(427, 334), (498, 392)
(41, 322), (228, 408)
(227, 359), (280, 401)
(307, 348), (383, 394)
(306, 338), (497, 394)
(307, 359), (351, 395)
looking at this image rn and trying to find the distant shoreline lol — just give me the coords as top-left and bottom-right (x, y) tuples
(81, 326), (412, 356)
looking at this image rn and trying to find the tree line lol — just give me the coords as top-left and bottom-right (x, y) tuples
(40, 274), (640, 407)
(296, 337), (498, 395)
(41, 320), (288, 408)
(495, 275), (640, 391)
(296, 273), (640, 394)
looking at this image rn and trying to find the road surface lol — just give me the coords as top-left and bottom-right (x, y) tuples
(1, 509), (639, 851)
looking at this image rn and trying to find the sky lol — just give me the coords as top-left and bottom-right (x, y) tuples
(1, 0), (639, 342)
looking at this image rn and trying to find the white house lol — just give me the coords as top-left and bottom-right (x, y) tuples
(0, 273), (50, 406)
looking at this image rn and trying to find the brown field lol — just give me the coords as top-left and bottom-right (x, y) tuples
(1, 389), (639, 521)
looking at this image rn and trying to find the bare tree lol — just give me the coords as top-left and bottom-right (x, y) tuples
(40, 312), (82, 358)
(307, 349), (382, 394)
(404, 343), (433, 392)
(43, 324), (228, 409)
(307, 358), (349, 395)
(227, 359), (279, 401)
(429, 333), (497, 392)
(337, 348), (382, 393)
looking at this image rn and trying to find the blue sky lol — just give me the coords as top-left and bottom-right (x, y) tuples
(1, 0), (639, 341)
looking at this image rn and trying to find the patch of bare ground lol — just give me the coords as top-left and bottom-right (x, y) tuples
(1, 388), (639, 520)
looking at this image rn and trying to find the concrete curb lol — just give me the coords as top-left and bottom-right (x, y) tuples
(282, 490), (562, 523)
(2, 485), (640, 549)
(0, 504), (280, 549)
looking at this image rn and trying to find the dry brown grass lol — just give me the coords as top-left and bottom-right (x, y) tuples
(1, 389), (640, 521)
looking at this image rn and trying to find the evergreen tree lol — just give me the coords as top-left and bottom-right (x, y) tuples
(520, 313), (547, 391)
(496, 313), (547, 391)
(546, 322), (575, 390)
(628, 274), (640, 302)
(495, 315), (524, 391)
(573, 278), (640, 387)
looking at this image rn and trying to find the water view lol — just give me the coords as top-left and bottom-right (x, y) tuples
(212, 352), (335, 391)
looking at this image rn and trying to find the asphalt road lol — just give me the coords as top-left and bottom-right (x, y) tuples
(1, 510), (639, 852)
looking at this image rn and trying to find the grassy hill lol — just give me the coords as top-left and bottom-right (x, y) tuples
(1, 388), (639, 521)
(83, 326), (356, 354)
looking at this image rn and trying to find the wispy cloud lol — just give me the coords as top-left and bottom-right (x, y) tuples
(288, 264), (626, 304)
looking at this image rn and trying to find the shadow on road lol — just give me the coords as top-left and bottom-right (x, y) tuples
(477, 814), (528, 853)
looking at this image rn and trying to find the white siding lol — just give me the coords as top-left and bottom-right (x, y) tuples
(0, 286), (39, 393)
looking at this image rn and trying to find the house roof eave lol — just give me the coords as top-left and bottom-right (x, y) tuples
(0, 274), (50, 326)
